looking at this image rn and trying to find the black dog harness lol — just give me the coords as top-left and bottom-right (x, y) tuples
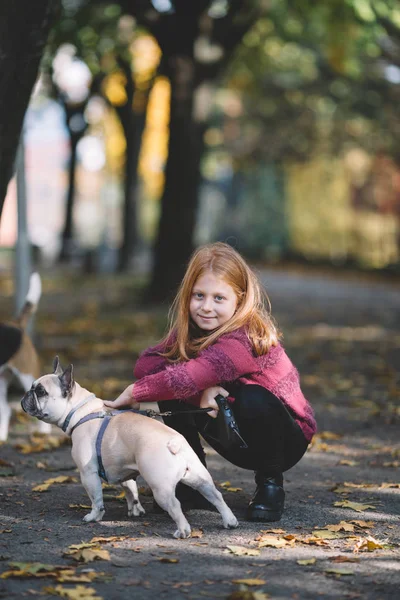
(62, 397), (211, 483)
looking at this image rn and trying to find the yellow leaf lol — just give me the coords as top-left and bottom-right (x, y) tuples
(353, 536), (385, 553)
(190, 529), (203, 538)
(257, 535), (294, 548)
(297, 558), (317, 565)
(334, 500), (375, 512)
(232, 579), (266, 586)
(325, 568), (354, 577)
(158, 557), (179, 563)
(45, 584), (103, 599)
(32, 476), (77, 492)
(322, 521), (356, 533)
(66, 547), (110, 563)
(350, 520), (375, 528)
(313, 530), (342, 539)
(338, 460), (359, 466)
(89, 536), (128, 544)
(225, 545), (260, 556)
(301, 537), (330, 546)
(260, 529), (286, 535)
(318, 431), (343, 440)
(225, 487), (243, 492)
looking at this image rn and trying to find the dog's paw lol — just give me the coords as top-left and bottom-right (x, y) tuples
(129, 504), (146, 518)
(83, 509), (105, 523)
(223, 515), (239, 529)
(173, 525), (191, 539)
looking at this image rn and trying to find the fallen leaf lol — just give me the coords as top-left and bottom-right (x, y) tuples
(232, 579), (266, 586)
(324, 568), (354, 577)
(313, 530), (342, 539)
(323, 521), (356, 533)
(89, 536), (128, 544)
(259, 529), (286, 535)
(15, 435), (70, 454)
(32, 476), (77, 493)
(301, 537), (330, 546)
(158, 557), (179, 564)
(225, 546), (260, 557)
(190, 529), (203, 538)
(257, 535), (294, 548)
(338, 460), (359, 466)
(334, 500), (375, 512)
(353, 536), (385, 553)
(329, 556), (360, 564)
(42, 584), (103, 599)
(350, 520), (375, 529)
(65, 547), (110, 563)
(297, 558), (317, 566)
(318, 431), (343, 440)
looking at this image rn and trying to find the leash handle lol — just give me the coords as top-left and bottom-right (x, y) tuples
(148, 407), (213, 418)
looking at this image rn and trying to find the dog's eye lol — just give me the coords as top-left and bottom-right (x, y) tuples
(35, 384), (47, 398)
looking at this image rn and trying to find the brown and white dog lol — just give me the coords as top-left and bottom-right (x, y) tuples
(0, 273), (51, 441)
(21, 358), (239, 538)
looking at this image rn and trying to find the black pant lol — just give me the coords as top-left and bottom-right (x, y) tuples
(158, 384), (309, 477)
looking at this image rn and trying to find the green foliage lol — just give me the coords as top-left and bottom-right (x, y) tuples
(221, 0), (400, 162)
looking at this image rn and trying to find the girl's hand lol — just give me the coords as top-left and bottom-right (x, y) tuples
(103, 384), (140, 410)
(200, 386), (229, 418)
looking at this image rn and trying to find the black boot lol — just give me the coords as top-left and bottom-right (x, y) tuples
(247, 472), (285, 522)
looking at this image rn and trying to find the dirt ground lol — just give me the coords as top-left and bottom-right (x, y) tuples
(0, 265), (399, 600)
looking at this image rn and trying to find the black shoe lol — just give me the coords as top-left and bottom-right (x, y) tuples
(247, 473), (285, 522)
(153, 483), (217, 513)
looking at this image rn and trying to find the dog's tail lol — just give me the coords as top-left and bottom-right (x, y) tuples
(17, 273), (42, 329)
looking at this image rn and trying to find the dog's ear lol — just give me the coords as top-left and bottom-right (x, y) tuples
(59, 364), (75, 397)
(53, 356), (63, 376)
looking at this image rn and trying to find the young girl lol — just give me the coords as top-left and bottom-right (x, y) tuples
(105, 243), (316, 522)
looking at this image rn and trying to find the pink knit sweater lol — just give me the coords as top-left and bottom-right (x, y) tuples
(133, 328), (316, 441)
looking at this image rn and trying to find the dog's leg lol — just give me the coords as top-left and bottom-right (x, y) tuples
(79, 470), (105, 522)
(121, 479), (145, 517)
(0, 377), (11, 442)
(19, 373), (52, 434)
(181, 464), (238, 530)
(151, 484), (191, 539)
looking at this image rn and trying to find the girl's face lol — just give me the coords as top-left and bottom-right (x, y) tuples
(190, 271), (238, 332)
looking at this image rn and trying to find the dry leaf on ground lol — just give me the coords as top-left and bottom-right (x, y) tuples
(225, 546), (260, 557)
(32, 476), (77, 492)
(334, 500), (375, 512)
(42, 584), (103, 599)
(232, 579), (266, 586)
(297, 558), (317, 566)
(353, 536), (385, 553)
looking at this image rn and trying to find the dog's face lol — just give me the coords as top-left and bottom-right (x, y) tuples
(21, 356), (75, 425)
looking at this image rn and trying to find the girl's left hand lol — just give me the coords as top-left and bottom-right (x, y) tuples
(200, 386), (229, 418)
(103, 384), (140, 410)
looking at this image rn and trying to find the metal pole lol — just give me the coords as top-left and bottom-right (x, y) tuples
(14, 133), (32, 320)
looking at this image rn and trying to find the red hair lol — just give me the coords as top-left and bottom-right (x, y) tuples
(162, 243), (281, 361)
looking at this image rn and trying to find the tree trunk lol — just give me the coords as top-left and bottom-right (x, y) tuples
(149, 68), (206, 301)
(0, 0), (59, 221)
(59, 137), (78, 262)
(118, 113), (146, 271)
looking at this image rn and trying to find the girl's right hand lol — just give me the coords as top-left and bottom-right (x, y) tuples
(103, 384), (139, 410)
(200, 386), (229, 418)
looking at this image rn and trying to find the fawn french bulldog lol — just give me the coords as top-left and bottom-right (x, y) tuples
(21, 357), (238, 538)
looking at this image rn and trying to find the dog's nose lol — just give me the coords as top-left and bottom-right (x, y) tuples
(21, 391), (36, 414)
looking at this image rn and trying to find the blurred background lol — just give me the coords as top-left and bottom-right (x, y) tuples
(1, 0), (400, 302)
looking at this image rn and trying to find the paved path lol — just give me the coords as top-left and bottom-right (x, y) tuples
(0, 267), (399, 599)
